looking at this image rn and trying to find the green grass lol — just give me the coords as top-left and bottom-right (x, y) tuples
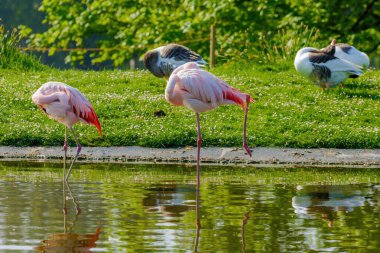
(0, 61), (380, 148)
(0, 25), (46, 71)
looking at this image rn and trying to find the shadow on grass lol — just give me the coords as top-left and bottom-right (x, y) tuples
(343, 81), (379, 90)
(327, 81), (380, 100)
(338, 89), (380, 100)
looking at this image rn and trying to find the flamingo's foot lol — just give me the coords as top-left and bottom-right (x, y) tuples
(75, 207), (81, 215)
(63, 141), (68, 151)
(243, 143), (252, 157)
(77, 144), (82, 153)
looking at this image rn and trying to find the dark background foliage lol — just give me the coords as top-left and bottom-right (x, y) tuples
(1, 0), (379, 68)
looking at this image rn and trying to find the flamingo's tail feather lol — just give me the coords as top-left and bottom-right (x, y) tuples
(89, 109), (103, 137)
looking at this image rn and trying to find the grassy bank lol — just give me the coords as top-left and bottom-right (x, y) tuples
(0, 62), (380, 148)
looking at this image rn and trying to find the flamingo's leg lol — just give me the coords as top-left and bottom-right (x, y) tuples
(243, 96), (252, 157)
(196, 113), (202, 189)
(194, 112), (202, 252)
(65, 127), (81, 181)
(63, 126), (68, 215)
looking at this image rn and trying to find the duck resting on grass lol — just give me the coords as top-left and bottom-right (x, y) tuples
(143, 43), (207, 80)
(323, 39), (370, 68)
(294, 44), (363, 90)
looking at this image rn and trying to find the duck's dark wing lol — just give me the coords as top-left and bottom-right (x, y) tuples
(311, 64), (331, 82)
(309, 50), (337, 64)
(161, 44), (203, 62)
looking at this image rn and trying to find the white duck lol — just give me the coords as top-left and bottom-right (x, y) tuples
(294, 44), (363, 90)
(325, 39), (370, 68)
(143, 43), (207, 79)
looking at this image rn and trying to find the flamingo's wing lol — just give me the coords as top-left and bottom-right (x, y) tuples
(175, 65), (247, 108)
(65, 85), (102, 137)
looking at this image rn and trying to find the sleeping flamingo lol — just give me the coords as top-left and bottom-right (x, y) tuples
(32, 82), (102, 181)
(165, 62), (253, 188)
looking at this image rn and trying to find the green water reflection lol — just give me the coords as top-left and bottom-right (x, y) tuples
(0, 162), (380, 252)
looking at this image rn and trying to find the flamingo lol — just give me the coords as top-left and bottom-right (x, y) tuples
(165, 62), (253, 188)
(294, 44), (363, 90)
(143, 43), (207, 79)
(32, 82), (102, 181)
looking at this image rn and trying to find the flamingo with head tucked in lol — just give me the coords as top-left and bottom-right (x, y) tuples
(165, 62), (253, 188)
(32, 81), (102, 181)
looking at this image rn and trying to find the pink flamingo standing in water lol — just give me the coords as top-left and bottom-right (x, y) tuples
(32, 82), (102, 181)
(165, 62), (253, 188)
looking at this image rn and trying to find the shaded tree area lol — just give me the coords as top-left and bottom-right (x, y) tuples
(0, 0), (44, 31)
(2, 0), (380, 68)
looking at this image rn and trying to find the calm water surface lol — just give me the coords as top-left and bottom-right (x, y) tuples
(0, 162), (380, 252)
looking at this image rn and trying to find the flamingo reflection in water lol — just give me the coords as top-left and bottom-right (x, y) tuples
(241, 211), (250, 253)
(35, 181), (101, 253)
(194, 184), (201, 253)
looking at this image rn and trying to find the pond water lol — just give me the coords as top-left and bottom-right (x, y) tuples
(0, 161), (380, 252)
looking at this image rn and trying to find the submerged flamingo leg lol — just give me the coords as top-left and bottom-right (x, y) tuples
(194, 182), (201, 252)
(63, 127), (69, 179)
(65, 127), (82, 181)
(65, 180), (81, 214)
(243, 96), (252, 157)
(63, 126), (68, 215)
(241, 211), (250, 253)
(196, 113), (202, 189)
(194, 112), (202, 252)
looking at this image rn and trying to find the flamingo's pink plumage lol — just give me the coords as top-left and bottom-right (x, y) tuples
(166, 62), (253, 112)
(32, 81), (102, 181)
(32, 82), (102, 136)
(165, 62), (253, 188)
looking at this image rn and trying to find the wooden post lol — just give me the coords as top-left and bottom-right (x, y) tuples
(129, 53), (139, 70)
(210, 24), (216, 68)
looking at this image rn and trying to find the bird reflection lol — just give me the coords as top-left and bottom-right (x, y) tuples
(35, 181), (101, 252)
(241, 211), (250, 253)
(194, 183), (201, 253)
(142, 182), (201, 252)
(34, 227), (101, 253)
(143, 182), (194, 218)
(63, 180), (80, 215)
(292, 185), (366, 227)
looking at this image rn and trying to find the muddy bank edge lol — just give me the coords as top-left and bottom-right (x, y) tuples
(1, 146), (380, 168)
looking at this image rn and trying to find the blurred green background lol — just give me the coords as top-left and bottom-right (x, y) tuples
(1, 0), (379, 69)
